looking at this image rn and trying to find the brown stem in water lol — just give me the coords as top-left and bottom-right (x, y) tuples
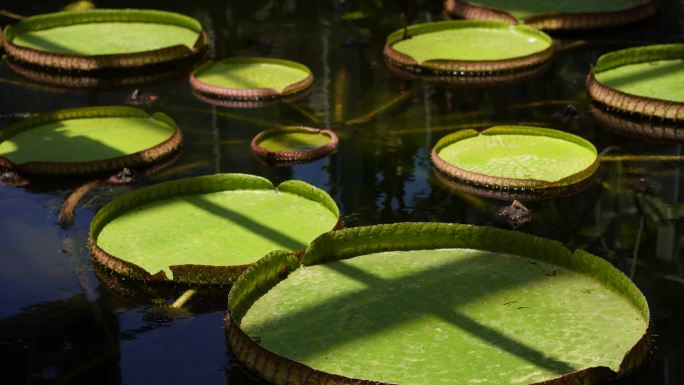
(601, 155), (684, 162)
(282, 102), (321, 124)
(0, 9), (24, 20)
(333, 69), (347, 123)
(346, 90), (412, 126)
(58, 180), (103, 228)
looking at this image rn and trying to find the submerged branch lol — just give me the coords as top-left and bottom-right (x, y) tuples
(0, 9), (24, 20)
(601, 155), (684, 162)
(346, 90), (412, 126)
(282, 102), (321, 125)
(58, 180), (103, 228)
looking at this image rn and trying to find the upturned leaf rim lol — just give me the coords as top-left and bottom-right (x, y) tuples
(189, 57), (314, 101)
(88, 173), (341, 285)
(587, 43), (684, 122)
(226, 222), (651, 385)
(251, 126), (339, 166)
(431, 125), (600, 191)
(445, 0), (660, 30)
(383, 20), (553, 75)
(2, 9), (208, 72)
(0, 105), (182, 176)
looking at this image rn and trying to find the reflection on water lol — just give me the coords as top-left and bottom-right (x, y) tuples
(0, 0), (683, 384)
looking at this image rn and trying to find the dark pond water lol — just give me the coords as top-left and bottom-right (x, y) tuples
(1, 1), (683, 384)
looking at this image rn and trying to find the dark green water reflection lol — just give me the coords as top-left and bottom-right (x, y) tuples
(0, 0), (683, 384)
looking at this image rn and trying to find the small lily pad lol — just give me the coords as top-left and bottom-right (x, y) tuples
(190, 57), (313, 101)
(0, 106), (181, 176)
(227, 223), (650, 385)
(446, 0), (659, 30)
(89, 174), (340, 285)
(431, 126), (598, 194)
(251, 126), (339, 166)
(588, 44), (684, 122)
(2, 9), (207, 71)
(384, 20), (553, 75)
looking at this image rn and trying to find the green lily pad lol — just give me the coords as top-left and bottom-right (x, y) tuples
(227, 223), (650, 385)
(190, 57), (313, 101)
(89, 174), (340, 284)
(384, 20), (552, 75)
(0, 106), (181, 176)
(2, 9), (207, 71)
(251, 126), (338, 166)
(431, 126), (598, 193)
(462, 0), (650, 18)
(446, 0), (658, 30)
(588, 44), (684, 121)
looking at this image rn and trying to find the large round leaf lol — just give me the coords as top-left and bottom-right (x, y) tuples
(446, 0), (659, 30)
(190, 57), (313, 101)
(384, 20), (552, 76)
(2, 9), (207, 71)
(431, 126), (598, 197)
(0, 106), (181, 176)
(227, 223), (650, 385)
(89, 173), (340, 285)
(588, 44), (684, 122)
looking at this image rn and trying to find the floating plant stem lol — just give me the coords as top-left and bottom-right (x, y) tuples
(0, 9), (24, 20)
(333, 69), (347, 123)
(172, 289), (197, 308)
(0, 77), (65, 93)
(511, 100), (578, 109)
(173, 106), (280, 128)
(58, 180), (103, 228)
(601, 155), (684, 162)
(145, 289), (197, 322)
(346, 91), (412, 126)
(556, 40), (650, 52)
(282, 102), (321, 124)
(630, 215), (645, 279)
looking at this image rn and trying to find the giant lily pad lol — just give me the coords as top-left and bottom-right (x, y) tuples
(446, 0), (659, 30)
(0, 106), (181, 176)
(251, 126), (339, 166)
(2, 9), (207, 71)
(587, 44), (684, 122)
(384, 20), (553, 76)
(190, 57), (313, 102)
(89, 173), (340, 285)
(431, 126), (599, 196)
(227, 223), (650, 385)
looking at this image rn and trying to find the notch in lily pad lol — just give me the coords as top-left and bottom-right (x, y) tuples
(2, 9), (208, 72)
(384, 20), (553, 79)
(446, 0), (660, 30)
(226, 222), (651, 385)
(588, 44), (684, 122)
(431, 126), (599, 200)
(89, 173), (341, 286)
(251, 126), (339, 167)
(0, 106), (182, 177)
(190, 57), (313, 105)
